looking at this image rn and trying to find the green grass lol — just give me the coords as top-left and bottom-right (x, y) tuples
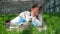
(0, 13), (60, 34)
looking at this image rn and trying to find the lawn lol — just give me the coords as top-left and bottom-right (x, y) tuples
(0, 13), (60, 34)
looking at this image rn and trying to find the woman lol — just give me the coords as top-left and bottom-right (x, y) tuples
(10, 3), (47, 31)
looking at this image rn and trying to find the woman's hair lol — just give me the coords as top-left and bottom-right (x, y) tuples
(29, 3), (42, 12)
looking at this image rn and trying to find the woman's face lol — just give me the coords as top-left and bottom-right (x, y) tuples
(31, 7), (40, 16)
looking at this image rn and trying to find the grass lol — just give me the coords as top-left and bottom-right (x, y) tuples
(0, 13), (60, 34)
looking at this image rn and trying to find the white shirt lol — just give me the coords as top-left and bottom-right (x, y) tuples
(10, 11), (42, 26)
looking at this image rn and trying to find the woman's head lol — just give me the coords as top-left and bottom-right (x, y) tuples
(30, 3), (42, 16)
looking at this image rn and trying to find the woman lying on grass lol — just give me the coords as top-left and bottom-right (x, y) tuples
(6, 3), (47, 31)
